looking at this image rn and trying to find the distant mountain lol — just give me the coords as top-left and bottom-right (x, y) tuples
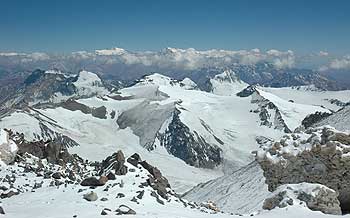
(0, 69), (111, 116)
(230, 62), (340, 90)
(0, 48), (344, 90)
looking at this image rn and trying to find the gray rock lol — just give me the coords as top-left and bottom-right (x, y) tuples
(80, 177), (103, 186)
(0, 206), (5, 214)
(83, 191), (98, 201)
(257, 127), (350, 214)
(116, 205), (136, 215)
(52, 172), (62, 179)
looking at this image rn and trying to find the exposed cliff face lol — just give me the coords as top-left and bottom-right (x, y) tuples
(314, 105), (350, 131)
(249, 90), (292, 133)
(302, 111), (332, 128)
(158, 109), (222, 169)
(256, 126), (350, 213)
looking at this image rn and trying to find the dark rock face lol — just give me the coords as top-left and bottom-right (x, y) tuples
(99, 150), (128, 176)
(8, 129), (73, 165)
(61, 99), (107, 119)
(236, 85), (257, 97)
(81, 177), (105, 187)
(38, 123), (79, 148)
(256, 127), (350, 214)
(250, 91), (291, 133)
(0, 206), (5, 214)
(302, 111), (332, 128)
(158, 109), (222, 169)
(127, 153), (141, 167)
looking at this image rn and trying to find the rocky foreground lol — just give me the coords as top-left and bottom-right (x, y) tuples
(0, 129), (218, 216)
(256, 126), (350, 214)
(1, 125), (350, 217)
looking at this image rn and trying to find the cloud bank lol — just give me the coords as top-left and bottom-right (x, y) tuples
(0, 47), (297, 70)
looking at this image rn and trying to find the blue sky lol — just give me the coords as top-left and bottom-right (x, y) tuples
(0, 0), (349, 54)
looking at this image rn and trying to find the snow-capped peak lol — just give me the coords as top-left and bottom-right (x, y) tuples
(134, 73), (197, 90)
(73, 70), (108, 97)
(136, 73), (174, 86)
(95, 47), (126, 56)
(180, 77), (198, 90)
(209, 69), (248, 96)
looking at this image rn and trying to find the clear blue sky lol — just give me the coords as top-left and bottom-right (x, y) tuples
(0, 0), (349, 54)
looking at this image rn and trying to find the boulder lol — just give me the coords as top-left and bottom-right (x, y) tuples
(106, 172), (116, 180)
(127, 153), (141, 167)
(0, 129), (18, 164)
(116, 205), (136, 215)
(83, 191), (98, 201)
(0, 206), (4, 214)
(81, 177), (103, 186)
(51, 172), (62, 179)
(98, 176), (108, 185)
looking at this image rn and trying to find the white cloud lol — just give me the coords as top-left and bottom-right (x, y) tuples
(92, 47), (296, 69)
(318, 51), (329, 56)
(0, 47), (297, 70)
(20, 52), (50, 62)
(329, 56), (350, 69)
(319, 55), (350, 71)
(0, 52), (26, 57)
(273, 56), (295, 69)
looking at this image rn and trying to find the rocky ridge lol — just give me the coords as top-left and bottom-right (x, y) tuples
(256, 126), (350, 214)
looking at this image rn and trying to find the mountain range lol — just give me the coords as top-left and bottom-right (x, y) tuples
(0, 66), (349, 218)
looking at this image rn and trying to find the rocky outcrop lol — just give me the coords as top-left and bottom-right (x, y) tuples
(127, 153), (171, 199)
(302, 111), (332, 128)
(158, 109), (222, 168)
(236, 85), (257, 97)
(263, 183), (341, 215)
(250, 91), (291, 133)
(8, 130), (73, 165)
(314, 105), (350, 131)
(256, 126), (350, 214)
(99, 150), (128, 176)
(0, 129), (18, 164)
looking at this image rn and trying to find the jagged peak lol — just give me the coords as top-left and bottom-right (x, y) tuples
(212, 69), (241, 83)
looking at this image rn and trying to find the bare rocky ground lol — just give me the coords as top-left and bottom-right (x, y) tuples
(256, 126), (350, 214)
(0, 129), (219, 216)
